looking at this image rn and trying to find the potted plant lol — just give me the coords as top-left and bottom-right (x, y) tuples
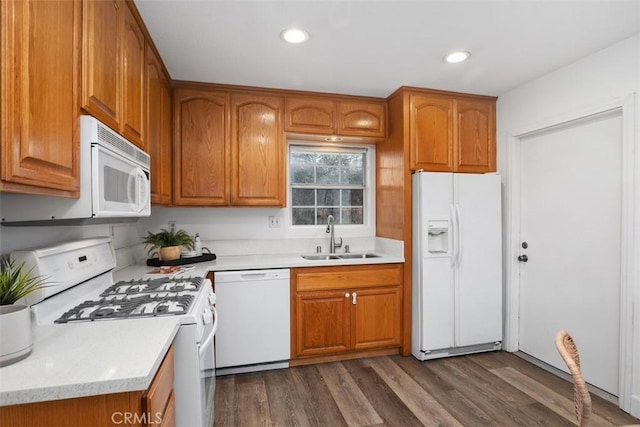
(143, 228), (195, 261)
(0, 258), (49, 367)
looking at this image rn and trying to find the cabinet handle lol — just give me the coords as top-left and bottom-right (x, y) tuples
(345, 292), (350, 298)
(352, 292), (357, 305)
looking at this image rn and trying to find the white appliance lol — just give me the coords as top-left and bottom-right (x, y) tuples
(214, 269), (290, 375)
(11, 238), (217, 427)
(411, 171), (502, 361)
(1, 116), (150, 225)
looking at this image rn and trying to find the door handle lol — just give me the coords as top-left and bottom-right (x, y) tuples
(518, 254), (528, 262)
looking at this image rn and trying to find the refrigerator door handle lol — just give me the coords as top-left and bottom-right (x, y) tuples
(449, 204), (457, 267)
(455, 204), (462, 267)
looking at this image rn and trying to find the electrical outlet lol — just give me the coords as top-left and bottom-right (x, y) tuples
(168, 220), (176, 232)
(268, 216), (280, 228)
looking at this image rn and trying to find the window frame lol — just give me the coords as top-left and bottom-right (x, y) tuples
(285, 141), (376, 239)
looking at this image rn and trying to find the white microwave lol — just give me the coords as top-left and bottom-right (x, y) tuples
(1, 116), (150, 225)
(88, 118), (151, 217)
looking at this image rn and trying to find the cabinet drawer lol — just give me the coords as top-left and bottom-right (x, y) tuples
(294, 264), (402, 292)
(143, 346), (174, 421)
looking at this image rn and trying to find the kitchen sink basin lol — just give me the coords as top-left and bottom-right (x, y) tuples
(301, 254), (341, 260)
(336, 253), (380, 259)
(301, 253), (380, 261)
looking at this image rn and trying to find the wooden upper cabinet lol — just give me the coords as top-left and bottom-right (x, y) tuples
(410, 94), (454, 172)
(81, 0), (146, 149)
(0, 0), (81, 196)
(81, 0), (121, 132)
(336, 101), (386, 138)
(121, 3), (145, 149)
(146, 43), (172, 205)
(455, 99), (496, 173)
(285, 97), (335, 135)
(284, 96), (386, 139)
(230, 93), (285, 206)
(409, 92), (496, 173)
(173, 88), (230, 206)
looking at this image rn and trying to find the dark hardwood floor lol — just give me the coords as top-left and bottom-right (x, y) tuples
(214, 351), (640, 426)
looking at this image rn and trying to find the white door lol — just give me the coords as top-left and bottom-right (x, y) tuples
(518, 110), (622, 395)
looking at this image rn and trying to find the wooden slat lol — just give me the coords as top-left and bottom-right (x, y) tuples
(491, 366), (613, 427)
(234, 374), (273, 426)
(316, 362), (383, 426)
(365, 357), (463, 426)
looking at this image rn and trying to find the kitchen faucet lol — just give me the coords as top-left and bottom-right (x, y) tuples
(326, 214), (343, 253)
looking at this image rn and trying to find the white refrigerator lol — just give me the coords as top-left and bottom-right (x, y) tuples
(411, 171), (502, 361)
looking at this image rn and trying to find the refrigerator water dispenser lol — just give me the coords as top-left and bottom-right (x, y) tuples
(427, 220), (449, 253)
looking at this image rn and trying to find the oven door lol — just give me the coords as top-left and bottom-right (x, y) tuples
(199, 306), (218, 426)
(91, 144), (151, 217)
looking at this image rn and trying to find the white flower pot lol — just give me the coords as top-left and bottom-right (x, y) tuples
(0, 304), (33, 367)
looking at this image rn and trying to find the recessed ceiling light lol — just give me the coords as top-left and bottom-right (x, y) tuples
(444, 51), (471, 63)
(280, 28), (309, 44)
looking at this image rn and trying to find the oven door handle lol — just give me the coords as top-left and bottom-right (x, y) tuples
(199, 306), (218, 358)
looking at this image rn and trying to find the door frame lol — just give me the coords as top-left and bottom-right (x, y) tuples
(503, 94), (638, 413)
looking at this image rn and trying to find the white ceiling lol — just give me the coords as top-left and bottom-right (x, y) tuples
(134, 0), (640, 98)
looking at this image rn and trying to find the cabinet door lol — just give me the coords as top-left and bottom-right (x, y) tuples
(146, 44), (171, 205)
(1, 0), (81, 196)
(409, 95), (454, 172)
(121, 3), (145, 149)
(230, 94), (285, 206)
(455, 99), (496, 173)
(81, 0), (121, 132)
(173, 88), (230, 206)
(336, 101), (386, 138)
(284, 97), (335, 134)
(295, 290), (351, 357)
(352, 287), (402, 350)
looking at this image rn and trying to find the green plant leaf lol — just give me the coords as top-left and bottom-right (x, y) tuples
(0, 259), (50, 306)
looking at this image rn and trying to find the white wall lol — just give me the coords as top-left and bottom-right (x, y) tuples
(496, 34), (640, 416)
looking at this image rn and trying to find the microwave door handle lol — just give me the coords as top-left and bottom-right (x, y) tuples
(126, 169), (136, 209)
(135, 168), (148, 213)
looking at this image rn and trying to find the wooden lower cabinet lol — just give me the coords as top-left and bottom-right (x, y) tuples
(0, 346), (175, 427)
(291, 264), (403, 360)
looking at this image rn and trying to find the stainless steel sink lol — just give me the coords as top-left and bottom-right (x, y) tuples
(336, 253), (380, 259)
(301, 254), (341, 260)
(301, 253), (380, 261)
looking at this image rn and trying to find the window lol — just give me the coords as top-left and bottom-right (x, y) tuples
(289, 145), (367, 226)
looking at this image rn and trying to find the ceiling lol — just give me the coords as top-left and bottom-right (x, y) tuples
(134, 0), (640, 99)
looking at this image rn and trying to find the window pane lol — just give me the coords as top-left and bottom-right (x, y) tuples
(317, 153), (341, 166)
(317, 207), (340, 224)
(341, 167), (363, 185)
(291, 152), (316, 165)
(341, 207), (363, 224)
(290, 164), (314, 184)
(340, 153), (363, 167)
(292, 208), (315, 225)
(317, 189), (340, 206)
(292, 188), (315, 206)
(317, 166), (340, 184)
(341, 189), (363, 206)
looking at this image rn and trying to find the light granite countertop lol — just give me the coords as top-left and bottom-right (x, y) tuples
(0, 317), (179, 407)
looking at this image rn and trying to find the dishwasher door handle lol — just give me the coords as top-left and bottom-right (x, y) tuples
(240, 273), (267, 280)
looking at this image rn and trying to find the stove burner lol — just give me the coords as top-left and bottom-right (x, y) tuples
(100, 277), (203, 297)
(55, 294), (195, 323)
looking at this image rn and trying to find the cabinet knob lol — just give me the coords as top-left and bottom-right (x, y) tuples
(345, 292), (350, 298)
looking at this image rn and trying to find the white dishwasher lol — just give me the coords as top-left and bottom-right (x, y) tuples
(214, 268), (290, 375)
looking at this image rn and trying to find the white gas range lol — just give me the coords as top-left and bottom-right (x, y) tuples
(11, 237), (217, 427)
